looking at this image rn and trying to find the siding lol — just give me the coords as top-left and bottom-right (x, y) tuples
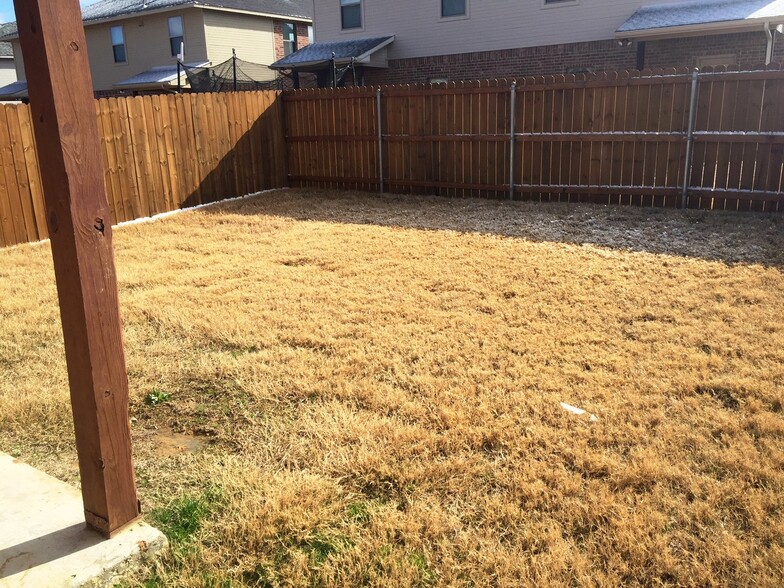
(13, 8), (208, 91)
(0, 59), (16, 88)
(313, 0), (695, 61)
(203, 10), (277, 79)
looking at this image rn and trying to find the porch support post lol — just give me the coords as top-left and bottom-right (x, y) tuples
(14, 0), (140, 537)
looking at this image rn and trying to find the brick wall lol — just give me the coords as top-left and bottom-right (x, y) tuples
(273, 21), (311, 62)
(363, 32), (784, 85)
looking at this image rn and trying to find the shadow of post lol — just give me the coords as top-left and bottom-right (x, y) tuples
(0, 523), (102, 578)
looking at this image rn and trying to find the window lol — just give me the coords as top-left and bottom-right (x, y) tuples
(308, 25), (314, 44)
(696, 54), (737, 68)
(543, 0), (580, 6)
(283, 23), (297, 56)
(168, 16), (184, 58)
(341, 0), (361, 29)
(441, 0), (466, 18)
(110, 25), (126, 63)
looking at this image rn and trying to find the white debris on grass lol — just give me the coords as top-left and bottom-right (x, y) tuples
(560, 402), (599, 422)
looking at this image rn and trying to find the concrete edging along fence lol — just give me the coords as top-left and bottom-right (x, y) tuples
(1, 64), (782, 248)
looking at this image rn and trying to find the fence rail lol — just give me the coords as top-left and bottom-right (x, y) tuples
(0, 91), (286, 248)
(1, 65), (783, 249)
(283, 65), (784, 212)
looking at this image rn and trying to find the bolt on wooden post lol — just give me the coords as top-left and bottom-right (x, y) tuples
(13, 0), (140, 537)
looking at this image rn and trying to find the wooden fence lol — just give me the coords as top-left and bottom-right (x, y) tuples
(2, 67), (783, 248)
(284, 66), (784, 212)
(0, 91), (286, 248)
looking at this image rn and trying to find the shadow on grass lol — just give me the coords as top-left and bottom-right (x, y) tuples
(199, 188), (784, 267)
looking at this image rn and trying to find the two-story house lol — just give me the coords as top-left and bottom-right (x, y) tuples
(0, 0), (313, 98)
(0, 24), (17, 93)
(271, 0), (784, 86)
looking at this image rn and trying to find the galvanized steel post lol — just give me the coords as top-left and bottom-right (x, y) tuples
(509, 81), (517, 200)
(681, 69), (700, 209)
(377, 88), (384, 194)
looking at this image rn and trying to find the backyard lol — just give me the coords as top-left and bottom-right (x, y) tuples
(0, 188), (783, 586)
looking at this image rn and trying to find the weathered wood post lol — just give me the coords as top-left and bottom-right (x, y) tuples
(14, 0), (140, 537)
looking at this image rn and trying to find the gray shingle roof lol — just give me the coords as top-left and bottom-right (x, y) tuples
(114, 61), (207, 86)
(0, 80), (28, 98)
(618, 0), (784, 33)
(0, 24), (14, 58)
(2, 0), (313, 39)
(270, 36), (394, 68)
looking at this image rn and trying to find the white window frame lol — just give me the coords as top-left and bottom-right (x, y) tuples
(340, 0), (363, 31)
(696, 54), (738, 68)
(110, 25), (127, 65)
(282, 22), (298, 56)
(541, 0), (581, 9)
(440, 0), (469, 20)
(168, 15), (185, 59)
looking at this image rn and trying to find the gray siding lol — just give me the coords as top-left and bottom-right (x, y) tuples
(313, 0), (687, 60)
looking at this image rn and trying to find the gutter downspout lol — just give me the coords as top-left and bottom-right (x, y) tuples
(765, 22), (774, 65)
(764, 22), (783, 65)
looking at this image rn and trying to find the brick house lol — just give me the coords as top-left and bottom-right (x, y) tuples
(273, 0), (784, 86)
(0, 0), (313, 98)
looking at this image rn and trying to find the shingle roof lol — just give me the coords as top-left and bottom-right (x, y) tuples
(618, 0), (784, 33)
(114, 61), (207, 86)
(1, 0), (313, 39)
(0, 80), (28, 98)
(270, 36), (394, 68)
(0, 24), (15, 58)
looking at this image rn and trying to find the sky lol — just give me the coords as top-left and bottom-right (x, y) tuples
(0, 0), (101, 24)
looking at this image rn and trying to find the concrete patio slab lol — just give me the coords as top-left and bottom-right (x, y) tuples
(0, 453), (167, 587)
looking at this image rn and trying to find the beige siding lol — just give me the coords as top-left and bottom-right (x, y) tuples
(203, 10), (276, 80)
(0, 59), (16, 88)
(11, 41), (24, 81)
(313, 0), (689, 60)
(85, 9), (207, 91)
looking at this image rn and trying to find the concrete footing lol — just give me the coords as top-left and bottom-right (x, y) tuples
(0, 452), (167, 587)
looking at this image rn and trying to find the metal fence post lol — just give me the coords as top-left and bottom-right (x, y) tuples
(377, 88), (384, 194)
(509, 81), (517, 200)
(681, 69), (700, 209)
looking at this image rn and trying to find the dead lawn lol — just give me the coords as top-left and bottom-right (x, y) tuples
(1, 189), (783, 587)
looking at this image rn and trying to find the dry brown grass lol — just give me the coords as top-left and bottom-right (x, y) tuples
(1, 189), (783, 587)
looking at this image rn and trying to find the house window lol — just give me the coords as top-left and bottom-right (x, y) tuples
(168, 16), (184, 58)
(283, 23), (297, 56)
(341, 0), (361, 29)
(110, 26), (126, 63)
(696, 54), (737, 68)
(442, 0), (466, 18)
(308, 25), (314, 43)
(543, 0), (580, 6)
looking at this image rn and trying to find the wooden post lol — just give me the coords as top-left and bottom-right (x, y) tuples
(14, 0), (140, 537)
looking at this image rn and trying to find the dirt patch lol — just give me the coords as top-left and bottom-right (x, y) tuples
(152, 427), (207, 458)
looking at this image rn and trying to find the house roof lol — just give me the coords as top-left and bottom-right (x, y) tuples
(1, 0), (313, 40)
(618, 0), (784, 36)
(0, 24), (15, 58)
(0, 80), (28, 99)
(270, 36), (395, 69)
(114, 61), (208, 87)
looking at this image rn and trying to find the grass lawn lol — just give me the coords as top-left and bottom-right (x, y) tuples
(1, 189), (783, 587)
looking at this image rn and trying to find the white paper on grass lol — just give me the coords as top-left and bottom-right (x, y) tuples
(560, 402), (598, 422)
